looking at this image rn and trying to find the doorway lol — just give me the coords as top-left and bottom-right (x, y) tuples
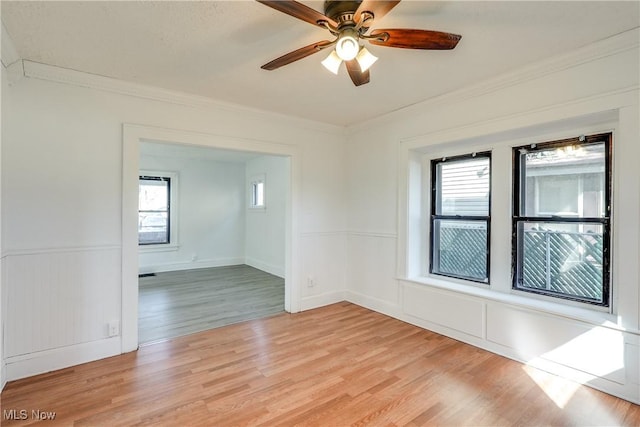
(122, 124), (300, 352)
(136, 141), (288, 344)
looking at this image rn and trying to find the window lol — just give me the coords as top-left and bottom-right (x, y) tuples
(512, 133), (612, 306)
(249, 174), (265, 209)
(430, 152), (491, 283)
(138, 175), (171, 245)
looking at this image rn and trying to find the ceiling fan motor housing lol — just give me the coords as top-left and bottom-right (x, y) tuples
(324, 0), (362, 27)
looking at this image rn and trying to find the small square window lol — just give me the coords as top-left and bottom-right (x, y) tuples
(252, 181), (264, 207)
(249, 174), (266, 209)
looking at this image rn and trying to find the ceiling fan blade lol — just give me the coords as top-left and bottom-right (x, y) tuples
(261, 40), (334, 70)
(369, 29), (461, 50)
(354, 1), (401, 24)
(345, 60), (370, 86)
(256, 0), (337, 28)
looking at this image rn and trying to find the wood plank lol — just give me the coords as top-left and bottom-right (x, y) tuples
(2, 302), (639, 426)
(138, 265), (284, 344)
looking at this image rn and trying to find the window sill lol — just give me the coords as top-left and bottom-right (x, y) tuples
(400, 275), (620, 331)
(139, 243), (179, 253)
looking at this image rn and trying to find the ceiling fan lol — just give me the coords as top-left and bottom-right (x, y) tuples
(256, 0), (462, 86)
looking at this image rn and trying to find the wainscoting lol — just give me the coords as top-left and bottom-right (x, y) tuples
(3, 246), (121, 380)
(138, 265), (284, 344)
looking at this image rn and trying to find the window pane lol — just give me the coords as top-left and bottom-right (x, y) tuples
(139, 179), (169, 211)
(138, 176), (170, 245)
(516, 221), (604, 303)
(251, 182), (265, 207)
(436, 157), (490, 216)
(255, 182), (264, 206)
(432, 219), (487, 281)
(138, 212), (168, 244)
(523, 143), (605, 217)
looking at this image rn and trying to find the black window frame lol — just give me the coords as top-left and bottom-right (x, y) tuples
(138, 175), (171, 246)
(430, 151), (492, 284)
(511, 133), (612, 306)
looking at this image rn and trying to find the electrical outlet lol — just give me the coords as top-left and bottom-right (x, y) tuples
(307, 276), (314, 287)
(108, 320), (120, 337)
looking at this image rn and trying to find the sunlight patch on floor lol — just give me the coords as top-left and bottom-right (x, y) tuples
(522, 364), (581, 408)
(523, 325), (625, 409)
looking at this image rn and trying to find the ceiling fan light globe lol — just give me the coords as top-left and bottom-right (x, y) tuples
(355, 47), (378, 72)
(321, 50), (342, 75)
(336, 35), (359, 61)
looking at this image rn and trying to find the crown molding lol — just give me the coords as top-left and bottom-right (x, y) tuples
(1, 21), (20, 68)
(14, 27), (639, 136)
(21, 60), (346, 137)
(347, 27), (640, 134)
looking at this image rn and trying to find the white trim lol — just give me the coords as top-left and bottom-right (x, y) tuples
(2, 244), (121, 258)
(400, 88), (634, 150)
(122, 123), (302, 352)
(122, 126), (140, 353)
(245, 257), (284, 279)
(345, 290), (402, 319)
(348, 28), (640, 134)
(348, 231), (398, 239)
(139, 257), (245, 275)
(131, 123), (297, 155)
(3, 60), (24, 86)
(300, 230), (347, 237)
(22, 60), (344, 136)
(399, 277), (626, 334)
(5, 337), (120, 381)
(301, 291), (347, 311)
(137, 243), (179, 254)
(1, 22), (20, 68)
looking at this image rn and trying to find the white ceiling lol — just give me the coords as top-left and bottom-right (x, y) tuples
(2, 1), (639, 127)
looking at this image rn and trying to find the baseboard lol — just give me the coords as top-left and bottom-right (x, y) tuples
(245, 257), (285, 278)
(1, 360), (6, 391)
(5, 337), (121, 382)
(301, 291), (347, 311)
(345, 290), (402, 319)
(139, 257), (245, 274)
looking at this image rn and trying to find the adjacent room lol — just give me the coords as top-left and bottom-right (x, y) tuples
(1, 0), (639, 425)
(137, 141), (287, 344)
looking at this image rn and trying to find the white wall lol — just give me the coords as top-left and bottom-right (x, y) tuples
(1, 62), (347, 381)
(245, 155), (287, 278)
(139, 146), (246, 273)
(1, 17), (23, 391)
(0, 51), (6, 391)
(345, 29), (640, 403)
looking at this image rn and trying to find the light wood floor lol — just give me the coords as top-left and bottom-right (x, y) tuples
(138, 265), (284, 344)
(3, 302), (639, 426)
